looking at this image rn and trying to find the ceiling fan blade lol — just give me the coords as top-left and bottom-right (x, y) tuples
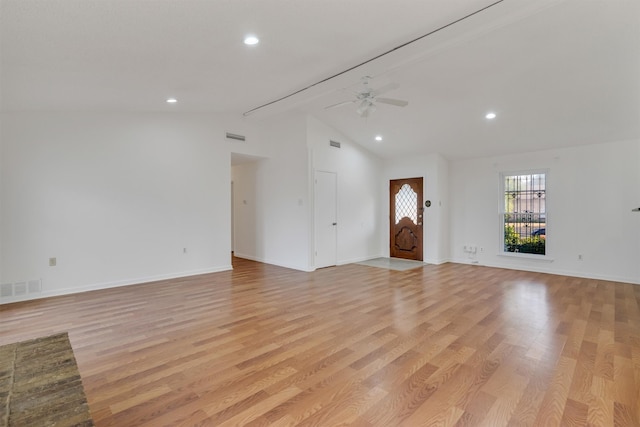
(376, 97), (408, 107)
(371, 82), (400, 97)
(324, 100), (355, 110)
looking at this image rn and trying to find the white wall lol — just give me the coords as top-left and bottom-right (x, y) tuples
(449, 139), (640, 284)
(307, 116), (383, 265)
(232, 114), (383, 270)
(4, 110), (635, 306)
(1, 112), (233, 303)
(231, 113), (311, 271)
(383, 154), (450, 264)
(0, 117), (3, 285)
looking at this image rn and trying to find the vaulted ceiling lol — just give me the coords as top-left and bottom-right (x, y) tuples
(2, 0), (639, 159)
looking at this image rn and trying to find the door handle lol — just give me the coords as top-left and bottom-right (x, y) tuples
(332, 223), (337, 226)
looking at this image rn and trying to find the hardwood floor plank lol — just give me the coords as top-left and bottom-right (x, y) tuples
(508, 358), (555, 427)
(613, 354), (639, 423)
(1, 257), (639, 426)
(478, 347), (530, 426)
(594, 329), (616, 381)
(560, 397), (589, 426)
(586, 376), (614, 427)
(307, 386), (387, 427)
(533, 356), (577, 425)
(460, 390), (496, 426)
(567, 339), (597, 405)
(359, 360), (441, 426)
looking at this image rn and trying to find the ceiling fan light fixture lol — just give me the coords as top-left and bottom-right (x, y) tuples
(324, 77), (407, 117)
(357, 100), (376, 117)
(356, 100), (369, 116)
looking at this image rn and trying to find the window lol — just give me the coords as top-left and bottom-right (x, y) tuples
(502, 172), (546, 255)
(395, 184), (418, 223)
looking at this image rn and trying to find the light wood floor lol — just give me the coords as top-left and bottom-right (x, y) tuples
(2, 258), (639, 426)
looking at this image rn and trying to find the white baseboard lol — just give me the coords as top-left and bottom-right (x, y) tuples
(425, 257), (450, 265)
(449, 257), (639, 285)
(337, 254), (384, 266)
(0, 265), (233, 305)
(233, 253), (314, 272)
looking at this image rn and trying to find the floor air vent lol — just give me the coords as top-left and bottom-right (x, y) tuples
(329, 140), (341, 148)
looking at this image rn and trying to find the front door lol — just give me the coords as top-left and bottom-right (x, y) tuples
(390, 177), (423, 261)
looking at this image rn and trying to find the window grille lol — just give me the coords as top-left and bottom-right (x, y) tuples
(503, 172), (546, 255)
(395, 184), (418, 224)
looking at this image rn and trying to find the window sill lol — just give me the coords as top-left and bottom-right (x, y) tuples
(497, 252), (554, 262)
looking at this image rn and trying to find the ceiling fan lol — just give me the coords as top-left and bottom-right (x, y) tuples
(325, 76), (408, 118)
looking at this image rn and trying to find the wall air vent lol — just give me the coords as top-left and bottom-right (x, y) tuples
(13, 282), (27, 296)
(0, 279), (42, 300)
(226, 132), (246, 142)
(28, 279), (42, 293)
(329, 140), (341, 148)
(0, 283), (12, 298)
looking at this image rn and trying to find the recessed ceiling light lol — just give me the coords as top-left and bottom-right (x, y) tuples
(375, 135), (383, 141)
(485, 112), (496, 119)
(166, 98), (177, 104)
(244, 35), (259, 45)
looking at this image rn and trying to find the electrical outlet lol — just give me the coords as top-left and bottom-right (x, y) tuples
(578, 254), (583, 261)
(183, 248), (187, 254)
(49, 257), (57, 267)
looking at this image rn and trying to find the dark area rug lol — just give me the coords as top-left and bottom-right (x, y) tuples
(0, 333), (94, 427)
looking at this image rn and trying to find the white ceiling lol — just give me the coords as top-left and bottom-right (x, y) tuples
(2, 0), (639, 160)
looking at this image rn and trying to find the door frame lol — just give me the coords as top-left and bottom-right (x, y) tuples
(389, 177), (424, 261)
(314, 170), (338, 268)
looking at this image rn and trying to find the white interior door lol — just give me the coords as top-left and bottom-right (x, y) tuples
(315, 171), (337, 268)
(230, 181), (234, 254)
